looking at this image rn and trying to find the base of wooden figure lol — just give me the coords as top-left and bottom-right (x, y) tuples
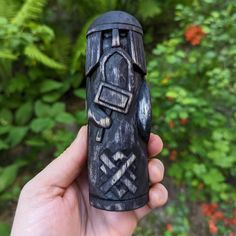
(90, 193), (148, 211)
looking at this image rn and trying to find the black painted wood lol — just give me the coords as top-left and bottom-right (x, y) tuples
(86, 11), (151, 211)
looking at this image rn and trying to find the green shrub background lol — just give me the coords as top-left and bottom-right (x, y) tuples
(0, 0), (235, 235)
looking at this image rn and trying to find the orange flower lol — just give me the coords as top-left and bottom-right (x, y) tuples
(184, 25), (205, 46)
(169, 150), (177, 161)
(167, 96), (174, 101)
(208, 220), (218, 234)
(198, 182), (204, 189)
(201, 203), (218, 216)
(211, 211), (224, 221)
(180, 118), (189, 125)
(166, 223), (173, 232)
(168, 120), (175, 128)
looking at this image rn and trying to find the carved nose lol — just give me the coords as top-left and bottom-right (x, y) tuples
(112, 29), (120, 47)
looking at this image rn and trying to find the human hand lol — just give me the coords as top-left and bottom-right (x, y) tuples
(11, 126), (168, 236)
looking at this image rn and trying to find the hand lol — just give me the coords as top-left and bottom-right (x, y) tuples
(11, 126), (168, 236)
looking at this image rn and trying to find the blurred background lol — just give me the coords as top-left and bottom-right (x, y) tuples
(0, 0), (235, 235)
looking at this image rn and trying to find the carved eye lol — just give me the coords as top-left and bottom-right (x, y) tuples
(103, 31), (112, 39)
(119, 30), (127, 38)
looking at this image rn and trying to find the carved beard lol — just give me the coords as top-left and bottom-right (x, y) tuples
(99, 48), (135, 93)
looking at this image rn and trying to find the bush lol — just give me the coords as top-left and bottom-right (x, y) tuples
(145, 0), (236, 234)
(149, 0), (236, 202)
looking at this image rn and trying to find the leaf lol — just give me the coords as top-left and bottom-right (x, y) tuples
(179, 111), (188, 119)
(75, 110), (87, 125)
(40, 80), (63, 93)
(30, 118), (54, 132)
(24, 45), (66, 70)
(137, 0), (161, 19)
(0, 108), (13, 125)
(0, 140), (8, 150)
(0, 126), (10, 135)
(0, 223), (11, 236)
(12, 0), (48, 26)
(0, 1), (19, 19)
(25, 137), (45, 147)
(204, 169), (224, 186)
(0, 161), (26, 192)
(55, 112), (75, 124)
(50, 102), (65, 116)
(74, 88), (86, 99)
(42, 92), (62, 103)
(70, 16), (97, 75)
(35, 100), (51, 117)
(0, 50), (17, 60)
(0, 185), (21, 201)
(6, 126), (28, 146)
(15, 101), (33, 125)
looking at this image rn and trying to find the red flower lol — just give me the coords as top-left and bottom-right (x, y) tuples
(211, 211), (224, 221)
(198, 182), (204, 189)
(208, 220), (218, 234)
(201, 203), (218, 216)
(168, 120), (175, 128)
(167, 96), (174, 101)
(166, 223), (173, 232)
(184, 25), (205, 46)
(169, 150), (177, 161)
(180, 118), (189, 125)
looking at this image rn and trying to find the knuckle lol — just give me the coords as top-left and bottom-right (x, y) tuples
(149, 159), (165, 182)
(156, 159), (165, 175)
(20, 180), (34, 197)
(158, 184), (168, 205)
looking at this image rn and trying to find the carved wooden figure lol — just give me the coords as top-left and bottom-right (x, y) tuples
(86, 11), (151, 211)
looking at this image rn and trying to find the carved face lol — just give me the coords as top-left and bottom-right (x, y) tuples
(102, 29), (129, 52)
(86, 29), (146, 76)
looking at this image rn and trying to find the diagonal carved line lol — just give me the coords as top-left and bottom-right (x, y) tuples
(101, 168), (136, 194)
(120, 176), (137, 193)
(100, 154), (136, 193)
(111, 185), (127, 198)
(100, 154), (115, 169)
(127, 170), (136, 181)
(100, 164), (108, 175)
(100, 153), (137, 193)
(101, 164), (128, 197)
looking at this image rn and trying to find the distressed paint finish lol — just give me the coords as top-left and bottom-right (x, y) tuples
(86, 11), (151, 211)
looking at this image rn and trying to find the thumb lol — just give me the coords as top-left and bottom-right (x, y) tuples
(32, 125), (87, 188)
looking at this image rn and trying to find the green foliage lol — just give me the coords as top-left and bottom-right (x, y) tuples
(148, 0), (236, 202)
(0, 161), (26, 193)
(0, 223), (11, 236)
(13, 0), (48, 26)
(24, 45), (66, 70)
(0, 0), (235, 234)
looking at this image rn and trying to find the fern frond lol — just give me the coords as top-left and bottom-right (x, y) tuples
(0, 0), (19, 19)
(24, 45), (66, 70)
(0, 50), (17, 60)
(70, 16), (97, 74)
(12, 0), (47, 26)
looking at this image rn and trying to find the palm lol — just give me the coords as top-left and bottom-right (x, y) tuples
(12, 127), (167, 236)
(55, 170), (139, 236)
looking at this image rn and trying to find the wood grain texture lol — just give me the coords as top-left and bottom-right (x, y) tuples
(86, 11), (151, 211)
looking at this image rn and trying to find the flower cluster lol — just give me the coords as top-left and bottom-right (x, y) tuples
(184, 25), (205, 46)
(201, 203), (236, 234)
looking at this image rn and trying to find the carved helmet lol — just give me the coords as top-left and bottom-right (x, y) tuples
(86, 11), (146, 76)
